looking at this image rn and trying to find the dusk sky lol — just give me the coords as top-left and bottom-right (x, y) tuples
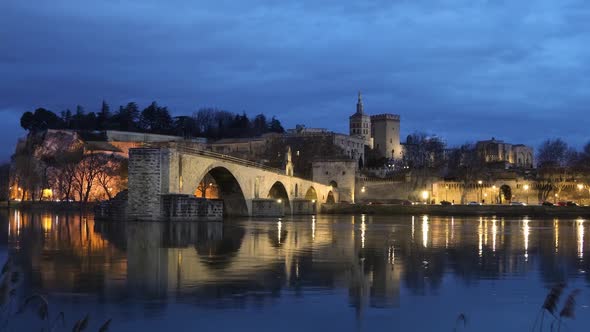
(1, 0), (589, 161)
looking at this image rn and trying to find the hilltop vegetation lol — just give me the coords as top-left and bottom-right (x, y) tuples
(19, 101), (285, 139)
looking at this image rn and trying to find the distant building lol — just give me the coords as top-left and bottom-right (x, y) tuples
(476, 137), (533, 168)
(349, 93), (373, 148)
(349, 92), (402, 160)
(207, 136), (269, 158)
(286, 125), (328, 135)
(371, 114), (402, 160)
(284, 128), (365, 166)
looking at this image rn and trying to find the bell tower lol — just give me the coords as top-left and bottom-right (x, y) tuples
(349, 92), (372, 147)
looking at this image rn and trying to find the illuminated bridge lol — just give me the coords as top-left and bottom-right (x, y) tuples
(126, 144), (339, 220)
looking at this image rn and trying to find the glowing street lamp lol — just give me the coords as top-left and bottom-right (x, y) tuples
(577, 183), (584, 205)
(523, 184), (530, 204)
(361, 186), (366, 193)
(421, 190), (429, 204)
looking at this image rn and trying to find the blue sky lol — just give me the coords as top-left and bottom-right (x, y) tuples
(1, 0), (589, 161)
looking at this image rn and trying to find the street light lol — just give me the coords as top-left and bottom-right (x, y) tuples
(445, 185), (449, 201)
(523, 184), (530, 204)
(421, 190), (429, 204)
(477, 180), (483, 204)
(577, 183), (584, 205)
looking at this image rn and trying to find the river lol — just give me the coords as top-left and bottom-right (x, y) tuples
(1, 210), (589, 331)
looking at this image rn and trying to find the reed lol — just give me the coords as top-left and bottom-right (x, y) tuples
(531, 283), (583, 332)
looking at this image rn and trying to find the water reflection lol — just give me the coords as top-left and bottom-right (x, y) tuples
(2, 211), (590, 331)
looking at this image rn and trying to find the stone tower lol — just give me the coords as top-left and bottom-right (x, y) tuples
(349, 92), (373, 148)
(370, 113), (402, 160)
(285, 146), (294, 176)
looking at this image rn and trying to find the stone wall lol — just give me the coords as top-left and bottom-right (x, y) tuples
(127, 148), (168, 220)
(161, 194), (223, 221)
(433, 180), (590, 205)
(355, 178), (419, 203)
(312, 160), (356, 203)
(292, 199), (316, 215)
(252, 198), (284, 217)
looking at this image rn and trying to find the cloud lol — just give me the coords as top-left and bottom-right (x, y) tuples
(1, 0), (590, 160)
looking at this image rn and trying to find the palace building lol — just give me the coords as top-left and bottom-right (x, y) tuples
(349, 92), (402, 160)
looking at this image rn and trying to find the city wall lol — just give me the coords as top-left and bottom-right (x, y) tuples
(354, 177), (590, 205)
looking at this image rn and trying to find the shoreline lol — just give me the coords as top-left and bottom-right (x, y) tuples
(321, 203), (590, 218)
(3, 201), (590, 219)
(0, 201), (96, 211)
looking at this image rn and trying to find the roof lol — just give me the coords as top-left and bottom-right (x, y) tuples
(84, 141), (122, 152)
(211, 137), (266, 144)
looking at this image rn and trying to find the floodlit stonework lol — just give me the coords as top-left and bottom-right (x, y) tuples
(349, 92), (402, 160)
(127, 146), (340, 220)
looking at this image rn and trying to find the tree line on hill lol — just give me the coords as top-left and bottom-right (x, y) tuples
(19, 101), (285, 139)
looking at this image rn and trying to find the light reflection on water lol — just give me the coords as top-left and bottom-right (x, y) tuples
(1, 210), (590, 331)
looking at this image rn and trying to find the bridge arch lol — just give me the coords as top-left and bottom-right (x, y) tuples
(326, 191), (335, 204)
(192, 166), (249, 216)
(304, 186), (318, 201)
(267, 181), (291, 213)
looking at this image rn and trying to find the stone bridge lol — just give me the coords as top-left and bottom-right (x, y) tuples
(127, 146), (339, 220)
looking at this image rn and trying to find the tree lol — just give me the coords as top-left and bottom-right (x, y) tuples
(46, 150), (83, 201)
(252, 114), (267, 135)
(537, 139), (572, 168)
(95, 154), (127, 200)
(536, 138), (579, 202)
(20, 108), (64, 132)
(500, 185), (512, 202)
(139, 102), (173, 133)
(72, 152), (104, 202)
(269, 116), (284, 133)
(97, 100), (111, 129)
(403, 133), (445, 169)
(114, 102), (140, 131)
(20, 112), (35, 131)
(446, 143), (491, 203)
(0, 163), (10, 201)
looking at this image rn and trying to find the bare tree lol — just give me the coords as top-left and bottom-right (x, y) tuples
(446, 143), (491, 203)
(46, 150), (83, 201)
(535, 139), (579, 202)
(73, 152), (104, 202)
(95, 154), (127, 200)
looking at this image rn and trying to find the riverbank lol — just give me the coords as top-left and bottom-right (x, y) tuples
(0, 201), (96, 211)
(321, 203), (590, 218)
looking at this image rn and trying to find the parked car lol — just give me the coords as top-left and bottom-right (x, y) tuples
(510, 201), (527, 206)
(541, 201), (554, 206)
(566, 201), (579, 206)
(556, 201), (567, 206)
(468, 201), (482, 206)
(440, 200), (453, 206)
(390, 199), (413, 206)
